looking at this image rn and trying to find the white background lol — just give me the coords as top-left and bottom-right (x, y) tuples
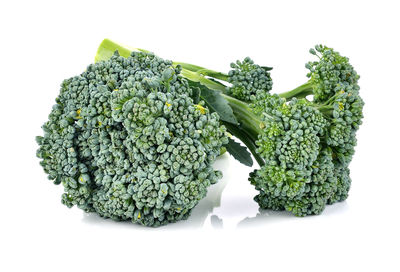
(1, 0), (399, 271)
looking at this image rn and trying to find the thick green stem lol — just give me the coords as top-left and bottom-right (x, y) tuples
(278, 82), (314, 100)
(172, 62), (205, 72)
(221, 94), (263, 140)
(218, 94), (268, 166)
(174, 62), (229, 82)
(179, 69), (227, 92)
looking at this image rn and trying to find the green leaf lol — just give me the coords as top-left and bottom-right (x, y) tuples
(188, 81), (237, 125)
(223, 122), (265, 167)
(225, 138), (253, 167)
(261, 66), (273, 71)
(95, 39), (149, 63)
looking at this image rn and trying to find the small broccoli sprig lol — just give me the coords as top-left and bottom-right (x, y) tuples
(226, 57), (273, 101)
(279, 46), (364, 166)
(36, 51), (228, 227)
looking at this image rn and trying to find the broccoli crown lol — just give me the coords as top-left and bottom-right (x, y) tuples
(227, 57), (273, 101)
(36, 51), (228, 227)
(248, 46), (364, 216)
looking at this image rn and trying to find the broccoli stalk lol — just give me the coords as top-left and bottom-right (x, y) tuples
(278, 82), (314, 100)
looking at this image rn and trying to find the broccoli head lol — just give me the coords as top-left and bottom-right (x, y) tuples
(36, 51), (228, 227)
(246, 46), (363, 216)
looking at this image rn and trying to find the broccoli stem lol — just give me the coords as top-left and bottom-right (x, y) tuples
(173, 62), (230, 82)
(172, 62), (206, 72)
(176, 59), (315, 102)
(175, 58), (315, 102)
(221, 94), (263, 139)
(278, 82), (314, 100)
(316, 105), (334, 116)
(179, 68), (227, 92)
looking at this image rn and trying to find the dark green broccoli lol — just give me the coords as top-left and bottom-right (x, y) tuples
(38, 39), (363, 225)
(36, 51), (228, 227)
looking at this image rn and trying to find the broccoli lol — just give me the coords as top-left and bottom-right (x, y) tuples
(37, 39), (363, 226)
(36, 51), (229, 227)
(96, 41), (363, 217)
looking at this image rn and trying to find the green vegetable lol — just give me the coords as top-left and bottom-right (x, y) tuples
(37, 39), (363, 227)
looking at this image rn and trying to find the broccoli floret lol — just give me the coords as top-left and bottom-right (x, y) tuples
(227, 57), (273, 101)
(306, 45), (360, 102)
(36, 51), (228, 227)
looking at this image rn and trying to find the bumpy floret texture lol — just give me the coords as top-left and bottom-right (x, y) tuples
(250, 94), (337, 216)
(252, 94), (327, 170)
(36, 51), (228, 227)
(322, 85), (364, 166)
(306, 45), (359, 102)
(249, 46), (364, 216)
(227, 57), (272, 101)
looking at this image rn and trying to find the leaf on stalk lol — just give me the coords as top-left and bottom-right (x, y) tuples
(261, 66), (273, 71)
(225, 138), (253, 167)
(188, 81), (238, 125)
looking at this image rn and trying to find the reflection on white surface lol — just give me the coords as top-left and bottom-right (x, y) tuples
(163, 174), (228, 230)
(210, 215), (224, 229)
(237, 201), (349, 228)
(80, 190), (351, 230)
